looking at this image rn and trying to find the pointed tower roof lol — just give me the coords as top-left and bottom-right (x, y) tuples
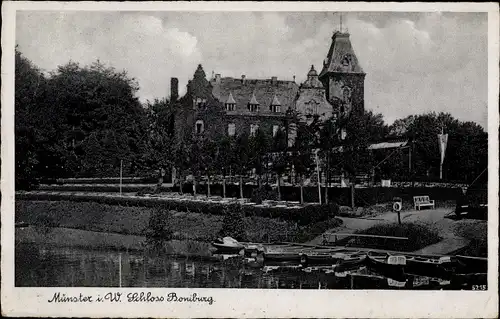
(307, 65), (318, 77)
(319, 31), (364, 78)
(226, 91), (236, 104)
(249, 91), (260, 105)
(271, 94), (281, 106)
(303, 64), (323, 88)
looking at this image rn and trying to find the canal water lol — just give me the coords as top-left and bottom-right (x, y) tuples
(16, 243), (464, 289)
(16, 243), (389, 289)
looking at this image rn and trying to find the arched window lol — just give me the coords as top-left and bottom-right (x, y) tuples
(195, 120), (204, 134)
(228, 123), (236, 136)
(250, 124), (259, 136)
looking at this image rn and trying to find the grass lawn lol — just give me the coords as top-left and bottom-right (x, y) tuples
(16, 200), (342, 244)
(451, 220), (487, 257)
(346, 222), (442, 252)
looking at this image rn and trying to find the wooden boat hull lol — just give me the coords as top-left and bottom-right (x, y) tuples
(211, 243), (244, 254)
(263, 252), (302, 264)
(365, 255), (406, 281)
(455, 255), (487, 273)
(405, 258), (455, 279)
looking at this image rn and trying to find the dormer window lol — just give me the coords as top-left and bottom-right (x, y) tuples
(248, 103), (259, 112)
(270, 94), (282, 113)
(225, 92), (236, 111)
(248, 92), (260, 112)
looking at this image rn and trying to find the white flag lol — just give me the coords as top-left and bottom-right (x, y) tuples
(438, 133), (448, 165)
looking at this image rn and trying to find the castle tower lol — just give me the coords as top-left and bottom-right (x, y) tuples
(318, 31), (365, 117)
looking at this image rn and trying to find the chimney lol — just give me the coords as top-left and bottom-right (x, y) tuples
(241, 74), (246, 84)
(271, 76), (277, 85)
(215, 73), (221, 83)
(293, 75), (296, 82)
(171, 77), (179, 101)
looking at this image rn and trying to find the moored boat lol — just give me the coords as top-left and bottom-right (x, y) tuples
(212, 237), (245, 254)
(365, 251), (406, 281)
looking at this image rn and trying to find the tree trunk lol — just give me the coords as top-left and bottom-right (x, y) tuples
(222, 176), (226, 198)
(193, 175), (197, 196)
(277, 173), (281, 201)
(350, 182), (355, 210)
(325, 153), (329, 204)
(157, 168), (164, 188)
(300, 175), (304, 204)
(207, 174), (211, 197)
(179, 170), (184, 194)
(239, 176), (244, 198)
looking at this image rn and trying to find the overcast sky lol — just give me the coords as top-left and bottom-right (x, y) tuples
(16, 11), (488, 126)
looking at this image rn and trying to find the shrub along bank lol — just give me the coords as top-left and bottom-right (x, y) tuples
(15, 200), (343, 245)
(17, 193), (338, 226)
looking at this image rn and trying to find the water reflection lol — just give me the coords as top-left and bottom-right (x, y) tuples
(15, 243), (467, 289)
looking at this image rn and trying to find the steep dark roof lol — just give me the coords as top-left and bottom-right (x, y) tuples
(211, 77), (299, 114)
(319, 31), (364, 77)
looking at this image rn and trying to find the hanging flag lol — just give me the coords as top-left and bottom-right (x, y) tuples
(437, 132), (448, 165)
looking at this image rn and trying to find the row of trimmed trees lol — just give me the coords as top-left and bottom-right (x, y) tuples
(15, 50), (488, 193)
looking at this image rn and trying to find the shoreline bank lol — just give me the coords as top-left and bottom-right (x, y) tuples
(15, 226), (214, 258)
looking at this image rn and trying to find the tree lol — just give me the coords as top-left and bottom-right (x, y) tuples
(215, 135), (236, 198)
(269, 126), (289, 200)
(291, 122), (316, 203)
(15, 48), (68, 188)
(233, 133), (252, 198)
(144, 98), (175, 189)
(248, 128), (270, 188)
(335, 111), (375, 208)
(388, 112), (487, 183)
(39, 59), (150, 178)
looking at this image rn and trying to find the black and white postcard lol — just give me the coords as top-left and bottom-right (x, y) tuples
(2, 1), (499, 318)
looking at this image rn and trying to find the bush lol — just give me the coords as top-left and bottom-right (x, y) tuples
(144, 207), (174, 252)
(251, 185), (278, 204)
(218, 205), (246, 241)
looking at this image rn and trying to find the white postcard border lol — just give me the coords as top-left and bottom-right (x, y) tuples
(2, 2), (499, 318)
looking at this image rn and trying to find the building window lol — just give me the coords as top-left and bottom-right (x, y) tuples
(250, 124), (259, 136)
(248, 103), (259, 112)
(194, 98), (207, 109)
(271, 104), (281, 113)
(272, 125), (279, 137)
(228, 123), (236, 136)
(195, 120), (204, 134)
(226, 103), (236, 111)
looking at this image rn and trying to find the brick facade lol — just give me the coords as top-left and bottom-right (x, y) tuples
(173, 31), (365, 143)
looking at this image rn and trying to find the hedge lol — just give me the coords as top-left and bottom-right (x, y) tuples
(35, 183), (463, 206)
(16, 193), (339, 226)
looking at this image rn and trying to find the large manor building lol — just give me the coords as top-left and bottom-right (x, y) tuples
(171, 31), (365, 144)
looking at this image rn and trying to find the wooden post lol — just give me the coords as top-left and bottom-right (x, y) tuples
(222, 176), (226, 198)
(118, 253), (122, 288)
(119, 160), (123, 196)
